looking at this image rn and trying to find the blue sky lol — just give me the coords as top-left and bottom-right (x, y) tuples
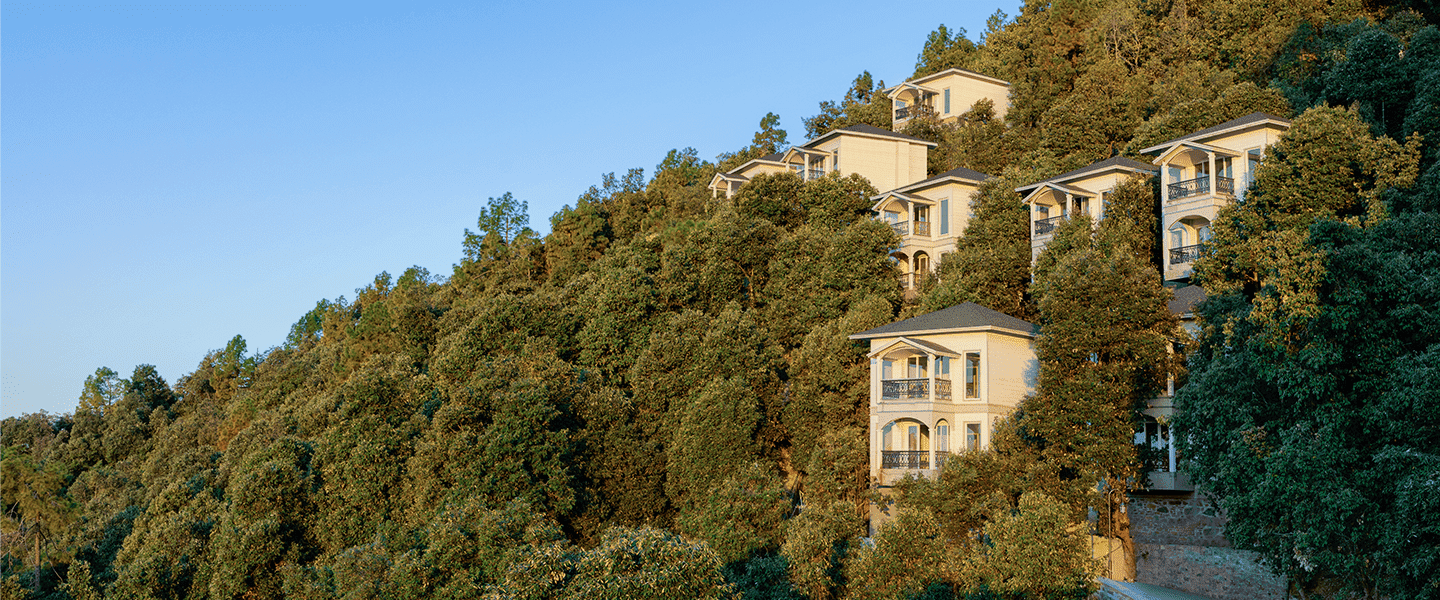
(2, 1), (1016, 418)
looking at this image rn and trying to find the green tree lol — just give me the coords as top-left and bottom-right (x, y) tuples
(920, 175), (1034, 320)
(77, 367), (126, 415)
(803, 73), (893, 139)
(913, 25), (979, 78)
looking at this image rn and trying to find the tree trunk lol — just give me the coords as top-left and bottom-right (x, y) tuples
(34, 533), (41, 594)
(1110, 486), (1137, 581)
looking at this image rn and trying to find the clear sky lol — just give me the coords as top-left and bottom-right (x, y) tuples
(2, 0), (1017, 418)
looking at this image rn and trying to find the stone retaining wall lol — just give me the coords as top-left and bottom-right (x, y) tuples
(1129, 492), (1228, 547)
(1135, 543), (1286, 600)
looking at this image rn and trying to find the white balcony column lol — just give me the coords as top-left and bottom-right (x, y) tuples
(927, 353), (937, 403)
(1168, 425), (1177, 473)
(1160, 160), (1170, 204)
(928, 417), (938, 472)
(1208, 151), (1217, 197)
(1064, 193), (1074, 218)
(870, 358), (880, 408)
(871, 414), (882, 480)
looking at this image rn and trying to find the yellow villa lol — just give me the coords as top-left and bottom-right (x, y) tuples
(1140, 112), (1291, 282)
(708, 124), (935, 199)
(1016, 156), (1158, 263)
(849, 302), (1039, 488)
(872, 167), (992, 289)
(884, 67), (1012, 130)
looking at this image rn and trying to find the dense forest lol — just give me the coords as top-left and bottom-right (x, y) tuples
(4, 0), (1438, 597)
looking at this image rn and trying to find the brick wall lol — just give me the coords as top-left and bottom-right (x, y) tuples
(1129, 492), (1228, 547)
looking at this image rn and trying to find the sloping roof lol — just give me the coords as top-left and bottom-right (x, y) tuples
(1167, 285), (1206, 316)
(900, 167), (993, 191)
(850, 302), (1037, 339)
(806, 123), (937, 147)
(1016, 156), (1156, 193)
(888, 67), (1012, 90)
(1142, 112), (1292, 153)
(757, 151), (785, 162)
(1021, 181), (1094, 201)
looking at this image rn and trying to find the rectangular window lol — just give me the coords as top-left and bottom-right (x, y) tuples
(907, 356), (928, 378)
(940, 198), (950, 235)
(944, 88), (951, 113)
(908, 425), (920, 451)
(834, 149), (840, 172)
(964, 353), (980, 398)
(881, 360), (893, 380)
(965, 422), (981, 451)
(937, 425), (950, 452)
(1218, 157), (1233, 178)
(937, 356), (950, 376)
(1168, 165), (1183, 184)
(884, 210), (900, 224)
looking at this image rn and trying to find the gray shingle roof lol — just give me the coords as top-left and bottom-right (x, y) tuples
(1167, 285), (1206, 316)
(808, 123), (936, 147)
(850, 302), (1037, 339)
(758, 151), (785, 162)
(913, 166), (993, 186)
(1144, 112), (1291, 151)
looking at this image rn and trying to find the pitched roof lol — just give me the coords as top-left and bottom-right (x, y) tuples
(907, 166), (992, 187)
(1167, 285), (1206, 316)
(850, 302), (1037, 339)
(757, 151), (785, 162)
(1141, 112), (1292, 153)
(890, 67), (1012, 89)
(1015, 156), (1155, 193)
(806, 123), (937, 147)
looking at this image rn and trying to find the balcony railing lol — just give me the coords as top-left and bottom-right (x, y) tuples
(804, 168), (826, 180)
(1169, 176), (1235, 200)
(1169, 243), (1204, 265)
(913, 221), (930, 236)
(882, 451), (927, 469)
(881, 451), (952, 469)
(894, 106), (910, 120)
(1034, 215), (1063, 236)
(891, 221), (908, 235)
(881, 378), (951, 400)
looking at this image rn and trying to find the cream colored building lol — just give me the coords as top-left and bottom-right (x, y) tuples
(872, 167), (992, 289)
(708, 124), (935, 199)
(849, 302), (1038, 495)
(885, 68), (1011, 130)
(1017, 156), (1158, 263)
(1140, 112), (1291, 282)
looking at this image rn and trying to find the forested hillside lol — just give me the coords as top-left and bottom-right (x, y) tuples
(4, 0), (1438, 598)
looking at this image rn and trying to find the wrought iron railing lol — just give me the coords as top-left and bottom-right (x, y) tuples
(881, 450), (928, 469)
(1034, 215), (1063, 236)
(913, 221), (931, 236)
(1169, 176), (1235, 200)
(880, 378), (951, 400)
(803, 168), (826, 180)
(894, 106), (910, 120)
(1170, 244), (1203, 264)
(891, 221), (909, 235)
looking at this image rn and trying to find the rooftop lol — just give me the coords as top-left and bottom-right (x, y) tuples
(806, 123), (937, 148)
(1141, 112), (1292, 153)
(850, 302), (1037, 339)
(1167, 285), (1206, 316)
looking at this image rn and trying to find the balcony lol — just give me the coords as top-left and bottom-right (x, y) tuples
(894, 106), (910, 120)
(1168, 176), (1235, 200)
(881, 451), (953, 469)
(881, 378), (951, 400)
(1169, 244), (1203, 265)
(1034, 215), (1063, 236)
(804, 168), (825, 180)
(891, 221), (909, 235)
(912, 221), (930, 236)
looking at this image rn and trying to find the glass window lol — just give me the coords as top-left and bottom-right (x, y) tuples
(940, 198), (950, 235)
(965, 353), (980, 398)
(937, 356), (950, 376)
(1171, 227), (1185, 249)
(937, 425), (950, 452)
(884, 210), (900, 223)
(965, 422), (981, 451)
(907, 425), (919, 450)
(907, 356), (927, 378)
(1168, 165), (1183, 183)
(834, 149), (840, 172)
(881, 360), (893, 380)
(944, 88), (951, 113)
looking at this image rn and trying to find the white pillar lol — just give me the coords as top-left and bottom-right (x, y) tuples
(1208, 151), (1217, 197)
(1168, 425), (1177, 473)
(927, 421), (937, 472)
(1160, 159), (1170, 204)
(927, 353), (937, 403)
(1065, 193), (1074, 218)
